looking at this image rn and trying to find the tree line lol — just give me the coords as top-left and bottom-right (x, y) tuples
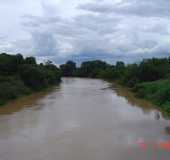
(0, 53), (61, 105)
(60, 58), (170, 85)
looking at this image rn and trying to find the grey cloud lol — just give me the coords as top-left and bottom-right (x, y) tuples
(114, 0), (170, 18)
(22, 5), (170, 63)
(31, 31), (58, 57)
(23, 12), (121, 57)
(1, 0), (170, 64)
(78, 3), (114, 13)
(78, 0), (170, 18)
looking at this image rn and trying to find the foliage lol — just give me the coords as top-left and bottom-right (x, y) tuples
(60, 61), (76, 77)
(25, 57), (37, 65)
(96, 67), (115, 79)
(134, 80), (170, 108)
(0, 53), (24, 75)
(0, 53), (61, 105)
(0, 76), (30, 105)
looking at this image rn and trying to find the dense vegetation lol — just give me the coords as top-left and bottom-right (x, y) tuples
(60, 58), (170, 113)
(0, 53), (61, 105)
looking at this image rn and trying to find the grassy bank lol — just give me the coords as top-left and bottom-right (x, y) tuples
(0, 76), (61, 106)
(0, 86), (57, 114)
(133, 80), (170, 114)
(0, 76), (31, 105)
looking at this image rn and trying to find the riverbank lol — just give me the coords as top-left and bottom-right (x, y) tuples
(111, 79), (170, 116)
(0, 71), (61, 106)
(0, 85), (61, 114)
(0, 82), (60, 107)
(133, 79), (170, 115)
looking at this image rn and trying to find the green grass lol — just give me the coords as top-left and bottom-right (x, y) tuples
(134, 80), (170, 113)
(0, 76), (31, 105)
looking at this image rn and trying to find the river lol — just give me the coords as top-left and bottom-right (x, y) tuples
(0, 78), (170, 160)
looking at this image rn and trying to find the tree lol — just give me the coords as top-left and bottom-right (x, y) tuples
(60, 61), (76, 77)
(138, 58), (170, 82)
(114, 61), (125, 79)
(79, 60), (108, 77)
(0, 53), (23, 74)
(25, 57), (36, 65)
(0, 53), (61, 105)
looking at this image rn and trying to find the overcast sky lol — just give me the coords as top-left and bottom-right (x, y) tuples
(0, 0), (170, 64)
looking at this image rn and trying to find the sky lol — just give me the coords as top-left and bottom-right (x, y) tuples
(0, 0), (170, 64)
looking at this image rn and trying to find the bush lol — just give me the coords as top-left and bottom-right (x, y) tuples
(153, 86), (170, 105)
(0, 53), (61, 105)
(97, 68), (115, 79)
(134, 80), (170, 111)
(0, 76), (30, 105)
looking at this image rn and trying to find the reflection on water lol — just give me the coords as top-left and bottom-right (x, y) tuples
(112, 83), (170, 119)
(165, 126), (170, 135)
(154, 111), (161, 120)
(112, 83), (156, 112)
(0, 78), (170, 160)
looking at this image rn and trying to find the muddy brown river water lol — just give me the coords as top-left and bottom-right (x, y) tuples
(0, 78), (170, 160)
